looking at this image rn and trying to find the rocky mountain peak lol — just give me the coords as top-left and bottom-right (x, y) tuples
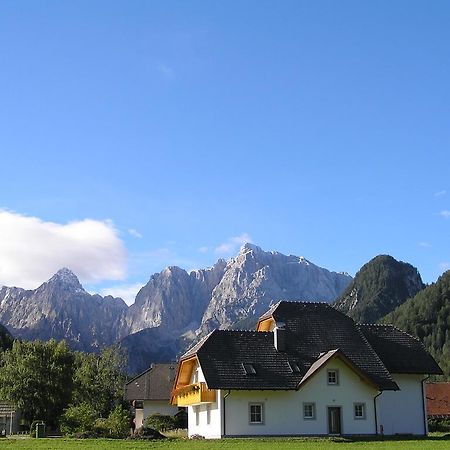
(46, 267), (84, 291)
(239, 242), (262, 254)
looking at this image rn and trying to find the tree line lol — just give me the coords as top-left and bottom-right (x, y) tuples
(0, 338), (127, 432)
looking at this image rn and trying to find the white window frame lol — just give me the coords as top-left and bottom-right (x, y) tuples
(249, 402), (264, 425)
(354, 402), (366, 420)
(303, 402), (316, 420)
(327, 369), (339, 385)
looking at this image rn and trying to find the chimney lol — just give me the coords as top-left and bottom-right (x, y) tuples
(274, 321), (286, 351)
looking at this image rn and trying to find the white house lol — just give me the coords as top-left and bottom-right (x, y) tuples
(171, 301), (442, 438)
(125, 363), (179, 429)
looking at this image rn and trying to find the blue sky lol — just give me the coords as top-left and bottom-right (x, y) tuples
(0, 1), (449, 303)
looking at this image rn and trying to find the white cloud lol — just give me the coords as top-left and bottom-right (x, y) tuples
(128, 228), (143, 239)
(0, 210), (127, 289)
(439, 262), (450, 272)
(434, 190), (447, 197)
(440, 210), (450, 219)
(198, 246), (209, 253)
(215, 233), (253, 255)
(100, 282), (142, 306)
(418, 242), (432, 248)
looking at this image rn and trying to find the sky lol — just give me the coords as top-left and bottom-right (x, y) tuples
(0, 1), (449, 304)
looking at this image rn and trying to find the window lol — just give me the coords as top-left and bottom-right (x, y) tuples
(193, 369), (199, 383)
(242, 363), (257, 375)
(206, 404), (211, 425)
(354, 403), (366, 419)
(193, 406), (199, 426)
(303, 402), (316, 420)
(327, 369), (339, 385)
(249, 403), (264, 424)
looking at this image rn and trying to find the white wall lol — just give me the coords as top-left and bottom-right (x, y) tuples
(186, 358), (380, 438)
(377, 374), (426, 436)
(186, 363), (223, 438)
(135, 400), (178, 429)
(223, 358), (378, 437)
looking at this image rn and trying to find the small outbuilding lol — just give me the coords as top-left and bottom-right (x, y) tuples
(0, 402), (20, 435)
(125, 363), (178, 429)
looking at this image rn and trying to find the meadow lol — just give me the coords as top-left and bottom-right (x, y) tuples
(1, 436), (450, 450)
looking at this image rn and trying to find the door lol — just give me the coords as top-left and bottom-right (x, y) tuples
(328, 407), (341, 435)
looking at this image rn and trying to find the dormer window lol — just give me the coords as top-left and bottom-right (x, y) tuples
(327, 369), (339, 385)
(242, 363), (256, 375)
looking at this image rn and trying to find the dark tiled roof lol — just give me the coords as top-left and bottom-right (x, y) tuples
(196, 330), (301, 390)
(125, 363), (176, 401)
(359, 324), (443, 375)
(426, 382), (450, 417)
(184, 301), (410, 391)
(268, 302), (398, 390)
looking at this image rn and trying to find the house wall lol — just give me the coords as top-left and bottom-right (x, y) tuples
(186, 363), (223, 438)
(135, 400), (178, 429)
(187, 358), (379, 438)
(377, 374), (427, 435)
(224, 358), (378, 437)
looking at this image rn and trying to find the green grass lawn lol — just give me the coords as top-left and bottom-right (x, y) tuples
(1, 436), (450, 450)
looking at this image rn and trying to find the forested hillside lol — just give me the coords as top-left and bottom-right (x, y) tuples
(382, 271), (450, 378)
(334, 255), (424, 323)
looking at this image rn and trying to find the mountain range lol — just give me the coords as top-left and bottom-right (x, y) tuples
(0, 244), (352, 372)
(1, 244), (448, 378)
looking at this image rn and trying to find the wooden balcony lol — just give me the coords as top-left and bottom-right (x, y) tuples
(173, 382), (216, 406)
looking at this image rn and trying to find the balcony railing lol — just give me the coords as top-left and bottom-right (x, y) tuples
(172, 382), (216, 406)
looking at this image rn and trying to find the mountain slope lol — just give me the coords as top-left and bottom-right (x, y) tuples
(382, 270), (450, 378)
(122, 259), (226, 337)
(333, 255), (424, 323)
(0, 268), (127, 352)
(197, 243), (352, 335)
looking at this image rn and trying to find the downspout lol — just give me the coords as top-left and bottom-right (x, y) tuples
(222, 390), (231, 438)
(373, 391), (382, 436)
(421, 375), (430, 436)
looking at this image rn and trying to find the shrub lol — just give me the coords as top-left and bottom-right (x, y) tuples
(59, 403), (97, 435)
(428, 418), (450, 432)
(94, 405), (130, 438)
(144, 413), (176, 432)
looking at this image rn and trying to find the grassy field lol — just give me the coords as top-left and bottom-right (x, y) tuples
(1, 436), (450, 450)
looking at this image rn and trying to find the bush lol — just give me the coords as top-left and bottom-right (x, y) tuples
(94, 405), (129, 439)
(60, 403), (98, 435)
(144, 413), (176, 432)
(429, 418), (450, 432)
